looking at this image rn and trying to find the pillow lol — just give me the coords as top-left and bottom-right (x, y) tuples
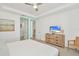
(0, 40), (9, 56)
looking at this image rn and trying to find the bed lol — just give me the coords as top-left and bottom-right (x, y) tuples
(0, 40), (59, 56)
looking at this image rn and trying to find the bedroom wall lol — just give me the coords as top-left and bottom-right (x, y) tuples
(0, 10), (20, 43)
(36, 8), (79, 47)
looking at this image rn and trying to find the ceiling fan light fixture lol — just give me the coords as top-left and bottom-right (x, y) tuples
(33, 4), (38, 11)
(35, 8), (38, 11)
(33, 4), (38, 9)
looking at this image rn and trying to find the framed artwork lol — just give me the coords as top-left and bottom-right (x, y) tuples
(0, 19), (15, 31)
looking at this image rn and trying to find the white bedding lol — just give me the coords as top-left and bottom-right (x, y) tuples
(7, 40), (59, 56)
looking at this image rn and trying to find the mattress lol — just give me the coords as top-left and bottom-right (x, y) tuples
(7, 40), (59, 56)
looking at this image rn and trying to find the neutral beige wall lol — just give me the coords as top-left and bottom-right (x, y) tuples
(36, 8), (79, 47)
(0, 10), (20, 43)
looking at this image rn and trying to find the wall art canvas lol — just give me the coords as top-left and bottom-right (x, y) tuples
(0, 19), (15, 31)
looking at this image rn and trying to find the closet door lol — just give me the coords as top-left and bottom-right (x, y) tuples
(20, 18), (28, 40)
(20, 16), (33, 40)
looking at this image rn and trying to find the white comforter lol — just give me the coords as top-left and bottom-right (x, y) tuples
(7, 40), (59, 56)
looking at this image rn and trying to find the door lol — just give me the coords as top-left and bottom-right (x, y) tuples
(20, 16), (34, 40)
(20, 18), (28, 40)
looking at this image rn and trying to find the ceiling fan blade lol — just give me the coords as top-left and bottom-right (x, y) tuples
(37, 3), (42, 5)
(24, 3), (42, 11)
(25, 3), (42, 6)
(25, 3), (33, 6)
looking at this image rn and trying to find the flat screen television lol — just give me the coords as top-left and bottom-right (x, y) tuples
(50, 26), (61, 32)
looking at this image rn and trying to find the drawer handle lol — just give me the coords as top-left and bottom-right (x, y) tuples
(56, 43), (58, 44)
(56, 37), (58, 38)
(48, 38), (50, 39)
(56, 40), (58, 41)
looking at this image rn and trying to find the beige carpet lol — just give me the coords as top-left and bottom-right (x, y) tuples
(34, 40), (79, 56)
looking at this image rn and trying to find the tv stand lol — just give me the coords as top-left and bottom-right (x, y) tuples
(45, 33), (65, 48)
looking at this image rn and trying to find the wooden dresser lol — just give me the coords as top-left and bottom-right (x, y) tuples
(45, 33), (65, 48)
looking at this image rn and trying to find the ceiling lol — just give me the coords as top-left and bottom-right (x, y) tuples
(0, 3), (79, 18)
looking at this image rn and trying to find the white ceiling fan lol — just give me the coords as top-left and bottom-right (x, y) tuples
(25, 3), (42, 11)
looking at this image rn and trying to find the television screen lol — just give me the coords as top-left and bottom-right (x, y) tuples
(50, 26), (61, 32)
